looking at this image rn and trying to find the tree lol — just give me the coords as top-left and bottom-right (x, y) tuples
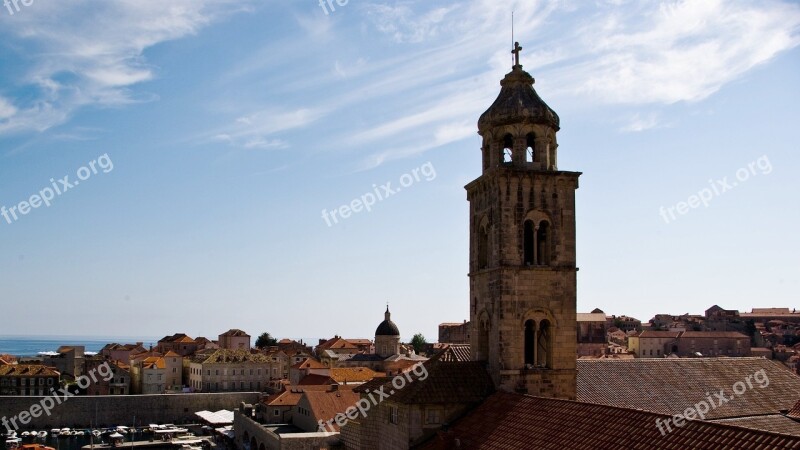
(410, 333), (427, 354)
(255, 332), (278, 349)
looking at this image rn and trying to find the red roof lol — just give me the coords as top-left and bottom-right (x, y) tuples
(419, 392), (800, 449)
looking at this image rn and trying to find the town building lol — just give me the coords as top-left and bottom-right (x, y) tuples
(218, 329), (251, 350)
(0, 364), (60, 396)
(157, 333), (199, 357)
(437, 321), (469, 344)
(577, 310), (608, 357)
(41, 345), (85, 379)
(189, 349), (282, 392)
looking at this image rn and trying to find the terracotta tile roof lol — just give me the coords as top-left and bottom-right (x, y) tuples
(788, 398), (800, 419)
(711, 415), (800, 437)
(680, 331), (749, 339)
(159, 333), (195, 343)
(193, 349), (274, 364)
(163, 351), (182, 357)
(266, 389), (304, 407)
(301, 390), (361, 431)
(436, 344), (471, 362)
(417, 392), (800, 450)
(0, 365), (60, 377)
(330, 367), (379, 384)
(220, 329), (250, 337)
(141, 357), (165, 370)
(317, 337), (358, 352)
(577, 358), (800, 419)
(360, 360), (493, 405)
(291, 357), (325, 370)
(345, 339), (372, 345)
(298, 374), (334, 386)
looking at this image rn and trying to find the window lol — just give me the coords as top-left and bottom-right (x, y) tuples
(47, 379), (53, 386)
(389, 406), (399, 424)
(39, 378), (44, 386)
(524, 320), (535, 366)
(523, 220), (535, 265)
(526, 132), (535, 163)
(536, 221), (550, 265)
(21, 378), (26, 386)
(274, 409), (280, 417)
(250, 369), (253, 376)
(502, 134), (513, 163)
(173, 368), (177, 373)
(425, 409), (441, 425)
(478, 220), (489, 269)
(536, 320), (551, 368)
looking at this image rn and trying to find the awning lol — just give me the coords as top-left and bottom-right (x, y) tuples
(195, 410), (234, 425)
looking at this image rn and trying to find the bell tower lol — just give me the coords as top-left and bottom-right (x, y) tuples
(467, 42), (580, 399)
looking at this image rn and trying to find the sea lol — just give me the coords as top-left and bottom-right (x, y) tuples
(0, 336), (162, 358)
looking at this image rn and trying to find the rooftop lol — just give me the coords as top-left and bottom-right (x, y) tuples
(577, 358), (800, 420)
(418, 391), (800, 450)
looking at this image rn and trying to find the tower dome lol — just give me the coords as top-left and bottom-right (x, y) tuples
(375, 306), (400, 336)
(477, 42), (559, 136)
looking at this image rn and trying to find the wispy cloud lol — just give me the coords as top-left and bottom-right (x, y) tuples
(0, 0), (254, 136)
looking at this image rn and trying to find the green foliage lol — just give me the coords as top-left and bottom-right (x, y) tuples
(255, 332), (278, 349)
(410, 333), (427, 354)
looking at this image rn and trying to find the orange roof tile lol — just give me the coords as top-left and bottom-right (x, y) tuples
(419, 392), (800, 450)
(330, 367), (378, 383)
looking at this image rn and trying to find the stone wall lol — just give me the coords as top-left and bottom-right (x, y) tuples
(233, 410), (340, 450)
(0, 392), (260, 429)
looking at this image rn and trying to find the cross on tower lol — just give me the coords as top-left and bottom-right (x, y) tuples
(512, 41), (523, 67)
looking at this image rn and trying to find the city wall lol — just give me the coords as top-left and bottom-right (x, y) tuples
(0, 392), (260, 429)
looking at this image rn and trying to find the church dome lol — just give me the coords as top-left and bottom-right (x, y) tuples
(478, 65), (560, 135)
(375, 307), (400, 336)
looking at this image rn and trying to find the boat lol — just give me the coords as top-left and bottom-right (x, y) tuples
(4, 431), (17, 439)
(5, 438), (21, 450)
(48, 430), (59, 438)
(21, 445), (55, 450)
(91, 430), (101, 438)
(36, 432), (47, 440)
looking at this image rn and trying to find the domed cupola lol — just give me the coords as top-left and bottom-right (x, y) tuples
(477, 42), (560, 172)
(477, 65), (560, 134)
(375, 306), (400, 336)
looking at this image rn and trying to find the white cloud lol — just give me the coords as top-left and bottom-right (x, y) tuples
(561, 0), (800, 104)
(0, 97), (17, 119)
(620, 113), (662, 132)
(0, 0), (254, 135)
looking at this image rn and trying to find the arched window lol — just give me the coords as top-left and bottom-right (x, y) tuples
(524, 320), (535, 366)
(523, 220), (534, 265)
(502, 134), (513, 163)
(476, 315), (490, 361)
(536, 221), (550, 265)
(478, 222), (489, 269)
(537, 320), (551, 368)
(526, 133), (536, 163)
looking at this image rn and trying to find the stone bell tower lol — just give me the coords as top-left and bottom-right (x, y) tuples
(467, 42), (580, 399)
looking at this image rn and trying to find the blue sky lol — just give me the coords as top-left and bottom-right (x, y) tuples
(0, 0), (798, 342)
